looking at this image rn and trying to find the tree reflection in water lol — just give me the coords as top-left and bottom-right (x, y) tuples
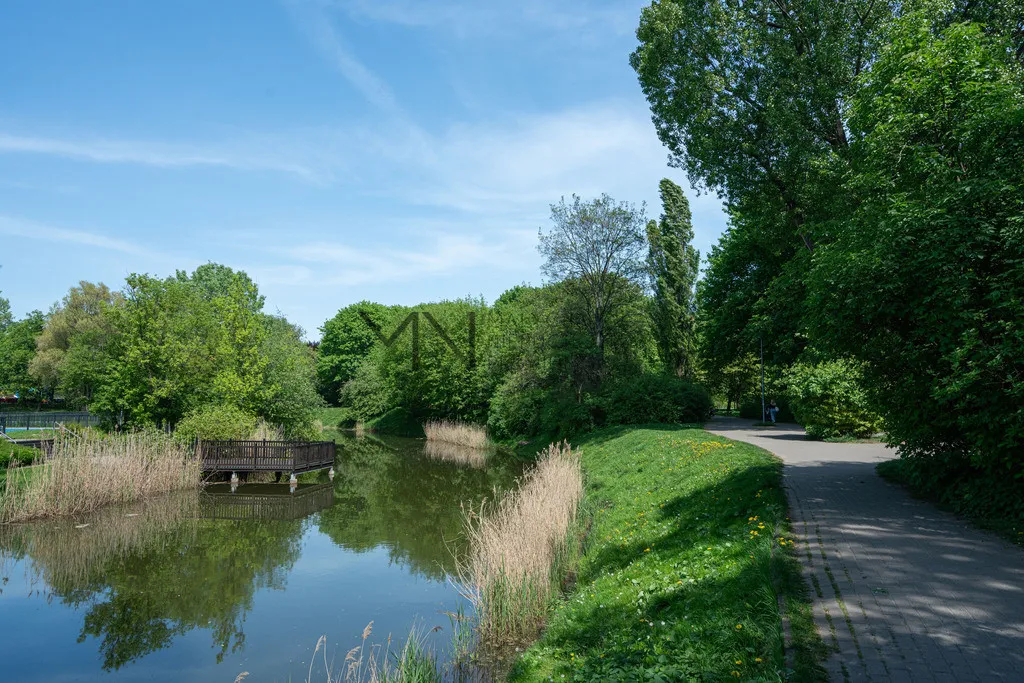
(318, 433), (524, 580)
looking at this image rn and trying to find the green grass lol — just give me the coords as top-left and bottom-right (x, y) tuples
(316, 406), (355, 429)
(3, 429), (53, 440)
(508, 425), (825, 682)
(0, 463), (45, 489)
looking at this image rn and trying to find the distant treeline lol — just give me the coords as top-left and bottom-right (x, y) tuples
(0, 265), (321, 438)
(317, 191), (713, 441)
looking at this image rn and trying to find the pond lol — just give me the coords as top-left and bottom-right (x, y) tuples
(0, 433), (525, 682)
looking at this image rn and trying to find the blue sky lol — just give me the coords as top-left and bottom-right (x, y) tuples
(0, 0), (727, 339)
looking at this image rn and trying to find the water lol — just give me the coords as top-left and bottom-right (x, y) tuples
(0, 433), (524, 682)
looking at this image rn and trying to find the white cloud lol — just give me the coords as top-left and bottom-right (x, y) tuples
(267, 229), (537, 287)
(0, 215), (151, 256)
(327, 0), (637, 43)
(0, 132), (320, 179)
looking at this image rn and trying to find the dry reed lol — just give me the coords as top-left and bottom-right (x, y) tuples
(1, 430), (202, 523)
(458, 441), (583, 644)
(424, 421), (490, 450)
(424, 440), (488, 468)
(252, 419), (284, 441)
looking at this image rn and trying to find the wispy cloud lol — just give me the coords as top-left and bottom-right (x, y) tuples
(254, 229), (537, 287)
(329, 0), (636, 43)
(0, 132), (319, 179)
(0, 215), (152, 256)
(284, 1), (404, 119)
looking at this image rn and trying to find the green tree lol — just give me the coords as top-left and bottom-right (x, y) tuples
(260, 315), (323, 436)
(806, 14), (1024, 472)
(0, 290), (11, 331)
(538, 194), (648, 364)
(646, 178), (700, 377)
(0, 310), (45, 398)
(317, 301), (393, 405)
(29, 281), (121, 407)
(632, 0), (890, 253)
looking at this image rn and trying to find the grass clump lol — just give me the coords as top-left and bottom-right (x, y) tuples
(508, 426), (824, 681)
(424, 420), (490, 450)
(1, 430), (202, 522)
(460, 441), (584, 646)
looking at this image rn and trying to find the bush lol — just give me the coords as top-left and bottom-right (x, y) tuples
(597, 374), (712, 426)
(1, 443), (39, 469)
(173, 404), (258, 444)
(784, 359), (882, 439)
(878, 455), (1024, 540)
(487, 383), (548, 441)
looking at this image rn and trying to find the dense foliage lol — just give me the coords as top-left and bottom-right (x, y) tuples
(636, 2), (1024, 514)
(0, 264), (321, 437)
(784, 359), (882, 440)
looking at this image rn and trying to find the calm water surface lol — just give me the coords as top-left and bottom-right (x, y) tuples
(0, 434), (524, 682)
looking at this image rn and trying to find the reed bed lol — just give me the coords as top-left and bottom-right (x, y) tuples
(459, 441), (583, 645)
(424, 440), (489, 468)
(424, 421), (490, 450)
(252, 419), (284, 441)
(1, 430), (202, 523)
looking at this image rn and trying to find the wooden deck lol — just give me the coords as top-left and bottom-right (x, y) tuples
(199, 482), (335, 521)
(197, 439), (336, 474)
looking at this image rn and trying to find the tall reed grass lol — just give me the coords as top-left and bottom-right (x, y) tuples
(298, 622), (442, 683)
(424, 421), (490, 450)
(1, 430), (202, 523)
(458, 441), (583, 645)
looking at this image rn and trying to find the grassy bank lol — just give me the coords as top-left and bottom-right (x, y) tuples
(509, 426), (823, 681)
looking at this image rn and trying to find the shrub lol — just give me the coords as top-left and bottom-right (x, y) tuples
(173, 404), (257, 444)
(597, 374), (712, 426)
(1, 443), (39, 469)
(784, 359), (882, 439)
(487, 383), (548, 441)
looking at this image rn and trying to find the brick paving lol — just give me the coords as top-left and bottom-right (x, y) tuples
(706, 418), (1024, 682)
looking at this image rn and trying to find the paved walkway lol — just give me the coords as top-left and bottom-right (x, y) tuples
(706, 418), (1024, 682)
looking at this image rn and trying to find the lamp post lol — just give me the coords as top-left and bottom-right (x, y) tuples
(760, 336), (766, 423)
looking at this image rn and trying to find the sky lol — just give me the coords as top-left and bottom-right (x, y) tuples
(0, 0), (727, 339)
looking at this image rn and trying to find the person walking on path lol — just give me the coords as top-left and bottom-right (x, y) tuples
(706, 417), (1024, 682)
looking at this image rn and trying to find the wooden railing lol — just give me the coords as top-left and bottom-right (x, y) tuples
(197, 440), (335, 473)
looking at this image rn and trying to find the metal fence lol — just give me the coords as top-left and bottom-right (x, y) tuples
(0, 411), (101, 432)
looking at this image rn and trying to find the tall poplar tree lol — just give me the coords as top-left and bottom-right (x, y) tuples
(646, 179), (699, 377)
